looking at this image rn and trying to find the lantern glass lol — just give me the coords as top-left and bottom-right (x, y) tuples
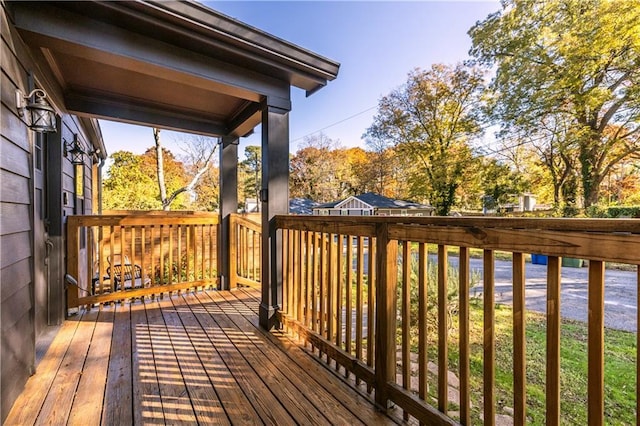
(28, 97), (57, 133)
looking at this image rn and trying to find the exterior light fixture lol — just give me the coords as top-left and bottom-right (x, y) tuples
(64, 134), (85, 165)
(15, 88), (57, 133)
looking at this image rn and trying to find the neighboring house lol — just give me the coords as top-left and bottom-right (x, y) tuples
(313, 192), (435, 217)
(244, 198), (259, 213)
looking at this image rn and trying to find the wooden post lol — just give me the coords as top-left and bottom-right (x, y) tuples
(588, 260), (605, 426)
(484, 249), (495, 426)
(259, 101), (290, 330)
(374, 222), (397, 409)
(65, 217), (80, 311)
(219, 135), (238, 290)
(546, 256), (561, 426)
(513, 252), (526, 425)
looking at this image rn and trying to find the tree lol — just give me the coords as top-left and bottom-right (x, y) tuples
(103, 151), (159, 210)
(365, 64), (486, 215)
(240, 145), (261, 210)
(290, 133), (343, 202)
(153, 128), (218, 210)
(470, 0), (640, 207)
(479, 157), (526, 212)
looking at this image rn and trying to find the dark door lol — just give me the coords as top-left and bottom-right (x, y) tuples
(33, 133), (50, 337)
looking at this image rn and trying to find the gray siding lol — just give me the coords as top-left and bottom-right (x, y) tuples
(1, 4), (35, 418)
(1, 4), (96, 421)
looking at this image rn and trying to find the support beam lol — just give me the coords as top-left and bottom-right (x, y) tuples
(259, 102), (290, 329)
(219, 136), (238, 291)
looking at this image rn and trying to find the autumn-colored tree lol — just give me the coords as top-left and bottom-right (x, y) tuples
(103, 148), (190, 210)
(290, 133), (345, 202)
(470, 0), (640, 207)
(365, 64), (486, 215)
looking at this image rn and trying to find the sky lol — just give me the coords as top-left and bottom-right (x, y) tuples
(98, 1), (501, 160)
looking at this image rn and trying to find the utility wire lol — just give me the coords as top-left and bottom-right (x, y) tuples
(290, 106), (377, 143)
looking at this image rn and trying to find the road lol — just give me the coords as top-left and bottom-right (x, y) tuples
(461, 257), (638, 332)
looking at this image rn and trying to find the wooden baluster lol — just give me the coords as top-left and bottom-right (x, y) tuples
(336, 234), (344, 351)
(327, 233), (334, 344)
(484, 249), (495, 426)
(459, 246), (470, 425)
(141, 227), (146, 291)
(169, 225), (174, 284)
(346, 235), (353, 369)
(312, 232), (319, 336)
(119, 225), (125, 293)
(418, 243), (428, 406)
(320, 233), (328, 343)
(213, 222), (217, 283)
(546, 256), (561, 426)
(306, 231), (313, 330)
(367, 235), (376, 393)
(98, 226), (106, 295)
(356, 235), (364, 385)
(293, 230), (300, 322)
(149, 226), (155, 287)
(588, 260), (605, 426)
(109, 226), (115, 290)
(438, 244), (448, 415)
(288, 229), (294, 318)
(201, 224), (206, 282)
(513, 252), (526, 425)
(374, 223), (397, 408)
(402, 241), (411, 420)
(297, 230), (304, 325)
(229, 218), (237, 288)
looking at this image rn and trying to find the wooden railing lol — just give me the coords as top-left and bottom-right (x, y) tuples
(275, 215), (640, 425)
(229, 213), (261, 288)
(66, 212), (219, 308)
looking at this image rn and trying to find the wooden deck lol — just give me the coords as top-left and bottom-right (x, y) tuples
(5, 288), (396, 425)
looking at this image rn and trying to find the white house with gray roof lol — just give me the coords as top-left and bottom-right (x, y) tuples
(313, 192), (435, 217)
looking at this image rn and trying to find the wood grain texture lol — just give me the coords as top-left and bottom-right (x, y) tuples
(458, 246), (470, 425)
(587, 260), (605, 426)
(512, 252), (526, 426)
(483, 249), (495, 426)
(546, 256), (561, 426)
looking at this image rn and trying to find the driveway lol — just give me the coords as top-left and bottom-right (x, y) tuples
(461, 257), (638, 332)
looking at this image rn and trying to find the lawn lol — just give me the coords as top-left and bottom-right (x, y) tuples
(409, 299), (637, 424)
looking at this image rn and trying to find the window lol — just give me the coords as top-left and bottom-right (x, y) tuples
(34, 136), (43, 170)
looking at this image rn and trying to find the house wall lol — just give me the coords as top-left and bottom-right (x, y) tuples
(1, 4), (96, 421)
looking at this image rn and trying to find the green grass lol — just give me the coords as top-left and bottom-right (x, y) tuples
(408, 299), (636, 424)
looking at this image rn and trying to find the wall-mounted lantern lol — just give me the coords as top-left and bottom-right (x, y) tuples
(64, 134), (85, 165)
(64, 133), (85, 199)
(15, 88), (57, 133)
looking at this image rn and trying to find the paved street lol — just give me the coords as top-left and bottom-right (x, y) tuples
(464, 258), (638, 332)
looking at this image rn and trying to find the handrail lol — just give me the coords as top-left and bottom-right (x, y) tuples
(274, 215), (640, 425)
(66, 213), (220, 308)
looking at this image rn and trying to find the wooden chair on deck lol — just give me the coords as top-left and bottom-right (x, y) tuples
(107, 254), (151, 291)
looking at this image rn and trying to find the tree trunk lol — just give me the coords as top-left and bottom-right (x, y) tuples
(153, 128), (170, 211)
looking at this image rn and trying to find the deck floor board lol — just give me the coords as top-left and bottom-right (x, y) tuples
(5, 289), (397, 425)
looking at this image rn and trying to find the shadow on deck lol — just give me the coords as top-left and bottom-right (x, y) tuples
(5, 288), (396, 425)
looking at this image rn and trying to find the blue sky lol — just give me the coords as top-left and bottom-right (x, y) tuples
(99, 1), (500, 159)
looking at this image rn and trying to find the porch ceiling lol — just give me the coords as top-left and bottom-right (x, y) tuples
(8, 1), (339, 138)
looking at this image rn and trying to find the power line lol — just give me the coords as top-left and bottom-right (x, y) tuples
(290, 106), (377, 143)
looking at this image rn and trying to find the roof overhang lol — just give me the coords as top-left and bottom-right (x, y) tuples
(8, 1), (340, 138)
